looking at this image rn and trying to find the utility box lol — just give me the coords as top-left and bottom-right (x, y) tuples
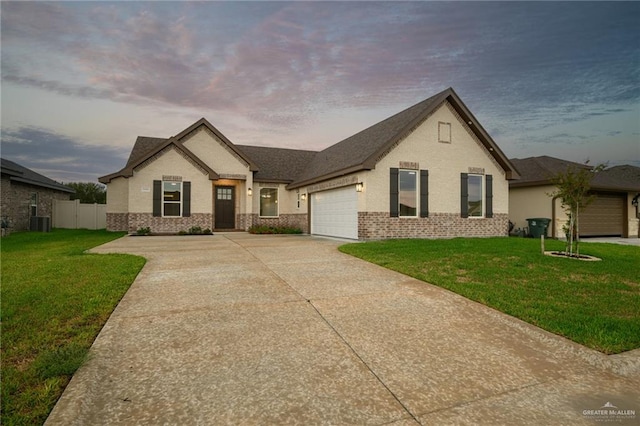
(526, 218), (550, 238)
(30, 216), (51, 232)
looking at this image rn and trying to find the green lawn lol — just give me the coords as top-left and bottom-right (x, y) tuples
(1, 229), (146, 426)
(339, 237), (640, 355)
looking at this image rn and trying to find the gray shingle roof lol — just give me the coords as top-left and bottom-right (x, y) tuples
(126, 136), (168, 167)
(509, 156), (590, 187)
(592, 165), (640, 192)
(289, 91), (446, 187)
(235, 145), (317, 183)
(509, 156), (640, 192)
(100, 88), (518, 186)
(288, 87), (518, 187)
(1, 158), (75, 193)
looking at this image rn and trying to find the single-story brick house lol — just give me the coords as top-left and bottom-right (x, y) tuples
(99, 87), (519, 240)
(1, 158), (75, 235)
(509, 156), (640, 238)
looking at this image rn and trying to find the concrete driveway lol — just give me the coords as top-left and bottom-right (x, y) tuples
(46, 234), (639, 425)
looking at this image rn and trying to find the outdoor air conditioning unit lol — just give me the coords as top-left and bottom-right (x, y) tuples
(30, 216), (51, 232)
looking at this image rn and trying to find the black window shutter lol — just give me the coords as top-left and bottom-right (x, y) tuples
(183, 181), (191, 217)
(485, 175), (493, 218)
(153, 180), (162, 217)
(390, 168), (399, 217)
(420, 169), (429, 218)
(460, 173), (468, 218)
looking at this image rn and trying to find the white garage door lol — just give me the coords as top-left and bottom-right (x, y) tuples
(311, 186), (358, 239)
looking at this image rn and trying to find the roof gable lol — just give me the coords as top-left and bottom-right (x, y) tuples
(174, 118), (258, 172)
(99, 118), (251, 184)
(1, 158), (74, 193)
(99, 137), (219, 183)
(289, 87), (518, 188)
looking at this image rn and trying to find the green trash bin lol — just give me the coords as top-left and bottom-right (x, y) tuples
(526, 218), (551, 238)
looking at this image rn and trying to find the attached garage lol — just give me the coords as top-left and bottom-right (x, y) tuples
(581, 192), (626, 237)
(310, 186), (358, 239)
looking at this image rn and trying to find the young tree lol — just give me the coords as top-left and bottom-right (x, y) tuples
(549, 162), (605, 257)
(66, 182), (107, 204)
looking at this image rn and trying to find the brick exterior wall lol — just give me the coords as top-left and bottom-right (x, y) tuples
(107, 212), (214, 233)
(1, 176), (72, 235)
(107, 210), (508, 239)
(106, 213), (129, 232)
(238, 213), (309, 233)
(358, 212), (509, 240)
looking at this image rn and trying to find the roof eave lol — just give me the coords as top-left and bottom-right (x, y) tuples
(509, 179), (554, 188)
(445, 89), (520, 180)
(10, 176), (75, 193)
(358, 88), (519, 180)
(287, 164), (372, 190)
(253, 178), (294, 184)
(361, 89), (453, 171)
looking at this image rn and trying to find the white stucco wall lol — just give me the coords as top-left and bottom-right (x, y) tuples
(361, 101), (509, 215)
(509, 185), (557, 233)
(182, 128), (250, 176)
(106, 176), (129, 213)
(253, 183), (308, 216)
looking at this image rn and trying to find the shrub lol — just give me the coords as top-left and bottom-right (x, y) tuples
(188, 226), (203, 234)
(180, 227), (213, 235)
(135, 227), (151, 236)
(248, 225), (303, 235)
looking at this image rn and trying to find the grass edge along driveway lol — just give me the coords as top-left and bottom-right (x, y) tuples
(339, 237), (640, 355)
(1, 229), (146, 426)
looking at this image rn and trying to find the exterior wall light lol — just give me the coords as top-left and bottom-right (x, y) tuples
(301, 193), (307, 201)
(248, 188), (252, 196)
(356, 182), (364, 192)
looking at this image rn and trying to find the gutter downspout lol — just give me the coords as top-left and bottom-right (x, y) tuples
(551, 195), (559, 239)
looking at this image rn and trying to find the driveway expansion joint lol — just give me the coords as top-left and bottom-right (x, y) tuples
(307, 299), (422, 425)
(415, 376), (563, 419)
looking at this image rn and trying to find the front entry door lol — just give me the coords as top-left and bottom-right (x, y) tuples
(215, 186), (235, 229)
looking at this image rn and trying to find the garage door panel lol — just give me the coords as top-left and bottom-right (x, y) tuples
(311, 186), (358, 239)
(581, 193), (624, 237)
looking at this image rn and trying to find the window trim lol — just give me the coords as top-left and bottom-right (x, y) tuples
(259, 187), (279, 218)
(467, 174), (484, 218)
(438, 121), (452, 143)
(398, 169), (418, 218)
(162, 181), (182, 217)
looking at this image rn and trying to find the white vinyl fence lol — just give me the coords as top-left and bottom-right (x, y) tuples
(53, 199), (107, 230)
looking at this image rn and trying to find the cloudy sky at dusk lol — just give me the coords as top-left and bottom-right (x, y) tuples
(1, 1), (638, 183)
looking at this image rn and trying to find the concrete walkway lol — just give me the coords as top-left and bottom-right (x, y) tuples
(46, 234), (639, 425)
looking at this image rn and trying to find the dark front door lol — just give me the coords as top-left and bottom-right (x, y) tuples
(215, 186), (235, 229)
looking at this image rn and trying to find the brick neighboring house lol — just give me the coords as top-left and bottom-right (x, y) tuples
(1, 158), (75, 235)
(100, 87), (519, 239)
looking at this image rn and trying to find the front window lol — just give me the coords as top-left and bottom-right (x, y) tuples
(467, 175), (483, 217)
(399, 170), (417, 217)
(163, 181), (182, 216)
(260, 188), (278, 217)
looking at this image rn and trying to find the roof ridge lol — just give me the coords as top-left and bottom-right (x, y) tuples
(236, 144), (319, 154)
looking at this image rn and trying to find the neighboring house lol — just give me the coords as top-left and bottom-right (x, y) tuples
(509, 156), (640, 238)
(99, 87), (519, 240)
(1, 158), (75, 235)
